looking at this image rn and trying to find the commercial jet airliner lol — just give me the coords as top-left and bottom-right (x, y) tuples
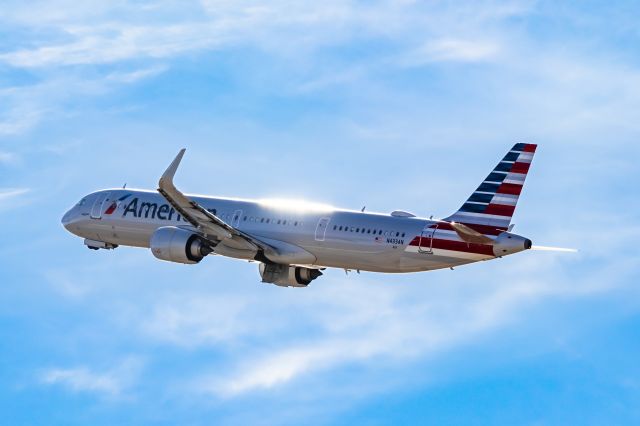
(62, 143), (555, 287)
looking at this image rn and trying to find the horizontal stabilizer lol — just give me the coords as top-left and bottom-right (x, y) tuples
(449, 222), (494, 244)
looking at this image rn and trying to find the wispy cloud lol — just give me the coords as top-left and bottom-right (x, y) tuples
(139, 294), (258, 347)
(401, 38), (502, 66)
(0, 85), (47, 135)
(135, 235), (629, 400)
(106, 64), (168, 84)
(0, 188), (29, 202)
(1, 0), (623, 138)
(39, 358), (143, 397)
(0, 1), (526, 68)
(164, 219), (636, 402)
(0, 152), (17, 164)
(201, 276), (548, 396)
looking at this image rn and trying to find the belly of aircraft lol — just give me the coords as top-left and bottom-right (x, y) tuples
(307, 245), (474, 273)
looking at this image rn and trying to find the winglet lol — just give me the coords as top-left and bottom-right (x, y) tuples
(159, 148), (186, 189)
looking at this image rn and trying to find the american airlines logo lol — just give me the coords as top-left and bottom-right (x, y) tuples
(104, 194), (132, 215)
(120, 197), (192, 221)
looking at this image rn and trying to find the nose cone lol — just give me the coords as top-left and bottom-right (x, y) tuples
(493, 232), (532, 257)
(61, 209), (77, 234)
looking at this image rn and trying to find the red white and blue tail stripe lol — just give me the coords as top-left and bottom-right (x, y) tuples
(445, 143), (537, 230)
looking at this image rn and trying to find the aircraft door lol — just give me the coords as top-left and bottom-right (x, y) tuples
(315, 217), (331, 242)
(418, 224), (438, 254)
(90, 192), (111, 220)
(232, 210), (243, 228)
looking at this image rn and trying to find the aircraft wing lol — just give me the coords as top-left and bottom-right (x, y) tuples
(157, 149), (264, 252)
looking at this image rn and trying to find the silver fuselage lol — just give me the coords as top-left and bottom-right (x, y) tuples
(62, 189), (525, 273)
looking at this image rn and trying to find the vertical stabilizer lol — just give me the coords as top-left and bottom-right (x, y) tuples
(445, 143), (537, 231)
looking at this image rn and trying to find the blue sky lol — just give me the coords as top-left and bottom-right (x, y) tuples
(1, 0), (640, 424)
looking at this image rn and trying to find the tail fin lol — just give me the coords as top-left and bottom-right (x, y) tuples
(445, 143), (537, 231)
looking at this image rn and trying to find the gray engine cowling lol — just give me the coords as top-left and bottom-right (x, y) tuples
(150, 226), (212, 264)
(259, 263), (323, 287)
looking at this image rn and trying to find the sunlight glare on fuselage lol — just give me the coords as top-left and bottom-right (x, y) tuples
(257, 198), (335, 213)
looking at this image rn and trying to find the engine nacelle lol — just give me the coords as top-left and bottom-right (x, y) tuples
(259, 263), (323, 287)
(150, 226), (212, 264)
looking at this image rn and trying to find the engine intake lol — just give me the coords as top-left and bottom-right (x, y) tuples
(259, 263), (323, 287)
(150, 226), (212, 264)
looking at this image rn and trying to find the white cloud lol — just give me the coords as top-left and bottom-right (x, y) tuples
(5, 0), (625, 139)
(0, 69), (157, 135)
(0, 152), (17, 164)
(0, 23), (220, 68)
(139, 294), (258, 347)
(0, 85), (46, 136)
(106, 64), (168, 83)
(0, 188), (29, 202)
(164, 220), (635, 399)
(41, 367), (122, 395)
(403, 38), (501, 65)
(0, 0), (531, 68)
(40, 358), (143, 397)
(203, 277), (538, 396)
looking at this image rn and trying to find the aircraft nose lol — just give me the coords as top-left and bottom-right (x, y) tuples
(61, 209), (75, 232)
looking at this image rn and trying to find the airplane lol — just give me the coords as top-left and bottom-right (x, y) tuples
(62, 143), (557, 287)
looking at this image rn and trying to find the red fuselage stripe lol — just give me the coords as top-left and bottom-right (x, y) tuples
(409, 237), (495, 256)
(429, 223), (507, 236)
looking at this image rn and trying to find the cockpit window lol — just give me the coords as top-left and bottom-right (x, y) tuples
(77, 198), (87, 207)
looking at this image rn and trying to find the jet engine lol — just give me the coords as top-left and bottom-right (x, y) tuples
(259, 263), (323, 287)
(150, 226), (212, 264)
